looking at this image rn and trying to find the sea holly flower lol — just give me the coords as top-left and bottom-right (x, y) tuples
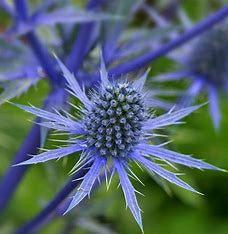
(13, 55), (222, 230)
(153, 12), (228, 129)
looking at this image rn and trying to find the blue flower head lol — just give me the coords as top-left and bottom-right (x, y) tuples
(188, 23), (228, 88)
(15, 55), (221, 231)
(183, 23), (228, 129)
(155, 22), (228, 129)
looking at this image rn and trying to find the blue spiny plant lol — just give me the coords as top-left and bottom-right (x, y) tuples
(0, 0), (228, 233)
(14, 56), (222, 231)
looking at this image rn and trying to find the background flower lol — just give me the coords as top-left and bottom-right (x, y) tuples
(152, 11), (228, 129)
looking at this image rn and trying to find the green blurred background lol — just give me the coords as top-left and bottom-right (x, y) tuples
(1, 0), (228, 233)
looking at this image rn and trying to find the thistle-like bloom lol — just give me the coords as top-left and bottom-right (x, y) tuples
(15, 57), (221, 230)
(155, 23), (228, 129)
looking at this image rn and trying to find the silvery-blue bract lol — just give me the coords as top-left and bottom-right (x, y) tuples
(15, 56), (220, 230)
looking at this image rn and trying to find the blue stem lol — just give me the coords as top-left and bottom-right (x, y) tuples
(0, 123), (40, 212)
(109, 5), (228, 76)
(66, 0), (105, 72)
(25, 32), (60, 85)
(66, 23), (96, 72)
(78, 5), (228, 85)
(0, 88), (65, 213)
(14, 0), (28, 21)
(14, 0), (60, 86)
(32, 174), (106, 233)
(15, 165), (91, 234)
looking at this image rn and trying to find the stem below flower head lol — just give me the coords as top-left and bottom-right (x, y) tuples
(15, 165), (91, 234)
(0, 88), (66, 213)
(0, 123), (40, 212)
(24, 173), (106, 233)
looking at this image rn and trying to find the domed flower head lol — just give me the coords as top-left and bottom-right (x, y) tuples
(155, 23), (228, 129)
(15, 56), (221, 231)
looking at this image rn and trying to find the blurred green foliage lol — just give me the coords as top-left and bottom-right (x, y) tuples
(0, 0), (228, 234)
